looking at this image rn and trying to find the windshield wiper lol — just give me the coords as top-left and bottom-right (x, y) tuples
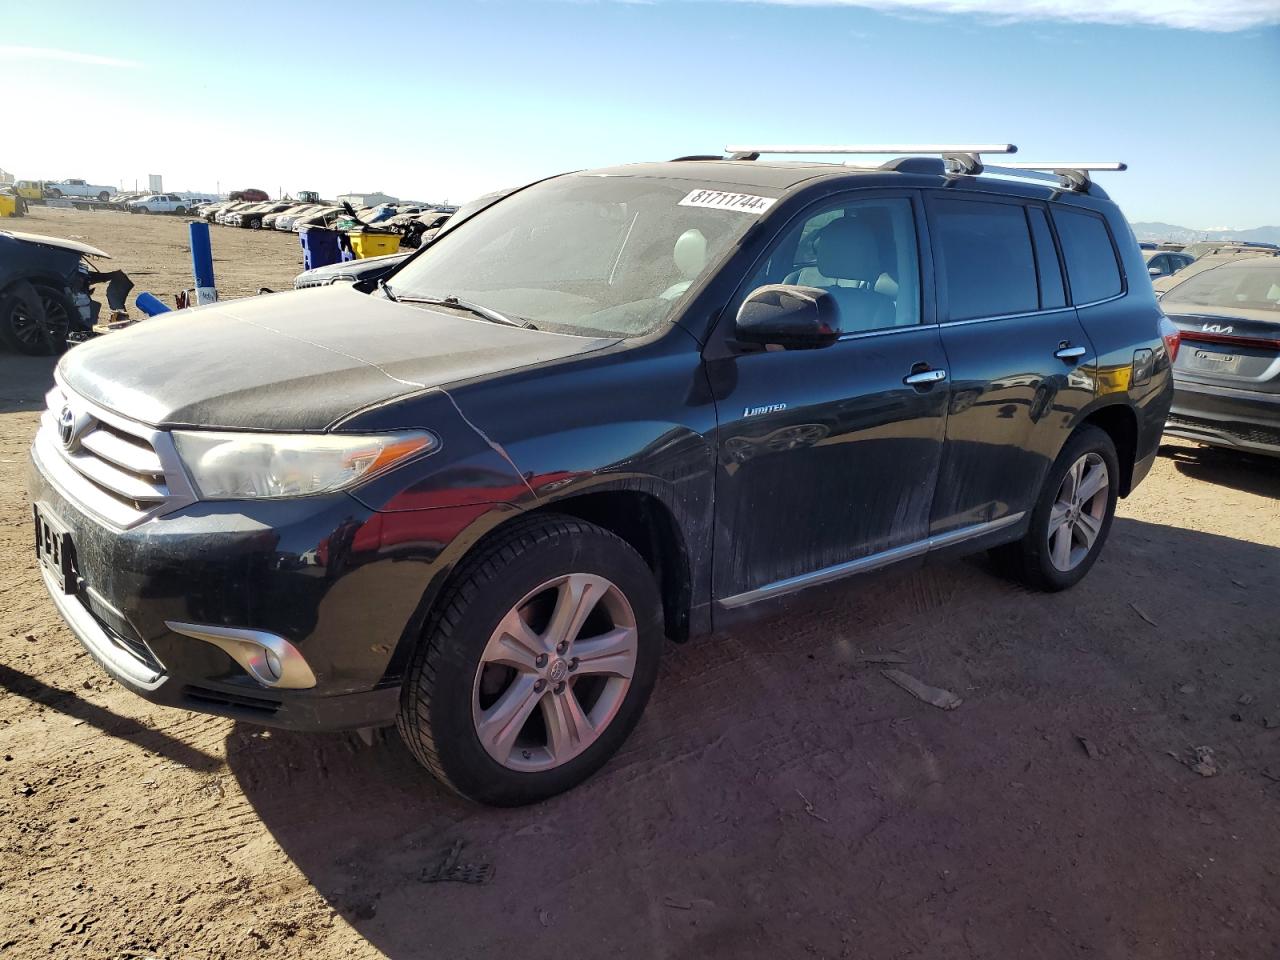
(395, 295), (536, 329)
(378, 278), (398, 302)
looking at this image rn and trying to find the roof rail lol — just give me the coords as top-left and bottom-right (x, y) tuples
(723, 143), (1017, 174)
(987, 162), (1128, 192)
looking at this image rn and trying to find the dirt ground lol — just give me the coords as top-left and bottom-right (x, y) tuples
(1, 208), (1279, 959)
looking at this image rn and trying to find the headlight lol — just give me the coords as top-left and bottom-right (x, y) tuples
(172, 430), (437, 500)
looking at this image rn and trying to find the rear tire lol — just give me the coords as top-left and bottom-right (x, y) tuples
(992, 425), (1119, 592)
(0, 282), (72, 355)
(97, 191), (109, 201)
(397, 514), (663, 806)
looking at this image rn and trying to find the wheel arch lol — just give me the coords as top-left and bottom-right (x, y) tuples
(527, 487), (694, 644)
(384, 481), (699, 686)
(1, 273), (75, 301)
(1077, 402), (1138, 496)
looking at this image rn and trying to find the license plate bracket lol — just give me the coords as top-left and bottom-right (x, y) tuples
(34, 504), (77, 596)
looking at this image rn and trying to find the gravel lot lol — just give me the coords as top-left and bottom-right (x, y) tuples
(1, 207), (1278, 959)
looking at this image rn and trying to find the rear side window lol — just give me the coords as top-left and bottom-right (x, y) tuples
(1027, 206), (1066, 309)
(1053, 208), (1123, 303)
(932, 198), (1038, 321)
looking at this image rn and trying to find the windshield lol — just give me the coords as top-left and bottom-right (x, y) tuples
(386, 174), (776, 337)
(1164, 259), (1280, 316)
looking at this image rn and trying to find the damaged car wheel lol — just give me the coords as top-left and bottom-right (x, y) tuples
(0, 281), (73, 355)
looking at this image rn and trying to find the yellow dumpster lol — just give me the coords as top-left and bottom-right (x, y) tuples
(348, 232), (400, 259)
(0, 194), (17, 217)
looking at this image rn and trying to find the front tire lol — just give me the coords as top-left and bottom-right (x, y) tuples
(993, 425), (1119, 592)
(397, 515), (663, 805)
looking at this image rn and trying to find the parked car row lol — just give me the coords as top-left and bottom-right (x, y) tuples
(194, 198), (344, 232)
(191, 197), (455, 245)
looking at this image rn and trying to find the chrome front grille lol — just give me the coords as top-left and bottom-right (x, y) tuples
(35, 383), (196, 529)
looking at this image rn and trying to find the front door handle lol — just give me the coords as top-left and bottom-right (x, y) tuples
(903, 368), (947, 386)
(1055, 344), (1087, 361)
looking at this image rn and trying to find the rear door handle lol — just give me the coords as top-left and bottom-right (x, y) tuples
(1055, 345), (1087, 360)
(903, 368), (947, 386)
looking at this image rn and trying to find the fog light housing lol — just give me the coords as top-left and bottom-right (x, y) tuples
(166, 621), (316, 689)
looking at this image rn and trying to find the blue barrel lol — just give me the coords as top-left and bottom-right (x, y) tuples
(300, 227), (341, 270)
(135, 292), (171, 316)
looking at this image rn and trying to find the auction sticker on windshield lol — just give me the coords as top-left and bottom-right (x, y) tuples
(678, 189), (776, 214)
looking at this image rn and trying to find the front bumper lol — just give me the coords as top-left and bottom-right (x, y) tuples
(27, 445), (431, 731)
(1166, 377), (1280, 457)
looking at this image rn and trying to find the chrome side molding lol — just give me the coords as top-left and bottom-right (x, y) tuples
(719, 512), (1026, 610)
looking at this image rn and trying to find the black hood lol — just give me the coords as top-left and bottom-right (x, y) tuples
(58, 285), (617, 430)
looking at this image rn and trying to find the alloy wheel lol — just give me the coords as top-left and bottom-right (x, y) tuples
(1047, 452), (1109, 572)
(471, 572), (638, 772)
(8, 289), (70, 352)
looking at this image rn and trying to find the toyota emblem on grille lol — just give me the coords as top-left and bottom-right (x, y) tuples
(57, 404), (91, 451)
(58, 405), (76, 447)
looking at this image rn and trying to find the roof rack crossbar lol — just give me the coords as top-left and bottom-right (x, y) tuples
(723, 143), (1016, 174)
(714, 145), (1125, 191)
(984, 161), (1128, 192)
(723, 144), (1017, 155)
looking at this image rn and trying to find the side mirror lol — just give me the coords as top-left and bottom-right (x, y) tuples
(735, 285), (840, 350)
(1148, 266), (1161, 277)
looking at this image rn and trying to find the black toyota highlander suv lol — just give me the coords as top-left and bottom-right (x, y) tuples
(28, 147), (1176, 805)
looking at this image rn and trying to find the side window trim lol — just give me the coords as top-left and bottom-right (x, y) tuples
(721, 189), (934, 343)
(1024, 202), (1069, 311)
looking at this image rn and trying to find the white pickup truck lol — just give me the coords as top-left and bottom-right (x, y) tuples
(45, 179), (116, 201)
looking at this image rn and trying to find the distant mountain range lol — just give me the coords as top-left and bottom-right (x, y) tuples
(1130, 222), (1280, 244)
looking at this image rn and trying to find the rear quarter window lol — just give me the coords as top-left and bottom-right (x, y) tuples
(1053, 207), (1124, 304)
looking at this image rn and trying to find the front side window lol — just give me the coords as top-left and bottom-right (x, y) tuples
(387, 175), (777, 338)
(932, 197), (1039, 321)
(1054, 207), (1123, 303)
(742, 196), (921, 333)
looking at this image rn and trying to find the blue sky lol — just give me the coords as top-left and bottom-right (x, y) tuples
(3, 0), (1278, 227)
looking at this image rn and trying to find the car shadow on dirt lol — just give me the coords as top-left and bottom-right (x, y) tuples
(1160, 442), (1280, 498)
(223, 517), (1280, 959)
(0, 662), (222, 771)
